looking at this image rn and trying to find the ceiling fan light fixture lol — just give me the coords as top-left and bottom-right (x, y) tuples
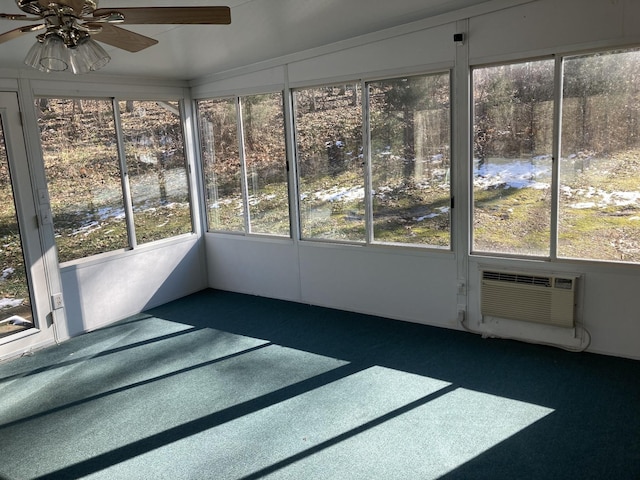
(23, 39), (45, 71)
(23, 31), (110, 74)
(39, 33), (69, 72)
(69, 37), (110, 74)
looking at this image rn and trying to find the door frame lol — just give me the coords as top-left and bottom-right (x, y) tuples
(0, 91), (63, 361)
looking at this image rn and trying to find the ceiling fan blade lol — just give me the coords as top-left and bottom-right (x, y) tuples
(0, 26), (33, 44)
(0, 13), (38, 21)
(92, 7), (231, 25)
(89, 24), (158, 53)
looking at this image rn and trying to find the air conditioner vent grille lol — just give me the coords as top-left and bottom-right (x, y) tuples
(482, 270), (552, 287)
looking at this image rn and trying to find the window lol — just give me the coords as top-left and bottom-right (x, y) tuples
(38, 99), (128, 262)
(119, 100), (192, 245)
(241, 94), (289, 236)
(198, 93), (290, 236)
(472, 48), (640, 265)
(368, 73), (451, 246)
(472, 60), (555, 256)
(198, 97), (243, 232)
(37, 98), (193, 263)
(294, 84), (365, 241)
(559, 49), (640, 262)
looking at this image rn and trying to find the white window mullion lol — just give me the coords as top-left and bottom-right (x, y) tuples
(550, 55), (564, 260)
(362, 80), (374, 244)
(112, 98), (137, 250)
(236, 97), (251, 234)
(283, 68), (301, 241)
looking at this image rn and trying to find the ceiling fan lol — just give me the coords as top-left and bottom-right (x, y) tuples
(0, 0), (231, 73)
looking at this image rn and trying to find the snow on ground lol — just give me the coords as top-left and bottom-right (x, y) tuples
(0, 298), (23, 309)
(414, 207), (450, 222)
(474, 157), (640, 210)
(473, 158), (551, 190)
(314, 186), (365, 203)
(57, 158), (640, 234)
(1, 267), (14, 280)
(561, 186), (640, 209)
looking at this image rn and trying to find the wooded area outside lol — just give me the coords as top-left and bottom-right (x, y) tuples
(473, 48), (640, 262)
(37, 98), (192, 263)
(200, 72), (452, 246)
(198, 93), (290, 236)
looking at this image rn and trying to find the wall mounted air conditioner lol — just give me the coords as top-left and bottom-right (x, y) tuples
(481, 270), (577, 328)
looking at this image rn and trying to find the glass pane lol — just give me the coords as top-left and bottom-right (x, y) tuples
(0, 117), (33, 338)
(241, 93), (290, 236)
(119, 100), (192, 244)
(559, 49), (640, 262)
(368, 73), (451, 247)
(472, 60), (555, 256)
(38, 98), (128, 263)
(198, 98), (244, 232)
(294, 84), (364, 241)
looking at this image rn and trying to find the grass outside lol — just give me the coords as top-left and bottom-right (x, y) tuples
(474, 150), (640, 262)
(51, 202), (193, 264)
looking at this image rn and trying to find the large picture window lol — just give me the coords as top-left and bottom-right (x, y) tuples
(472, 60), (555, 256)
(368, 73), (451, 246)
(294, 84), (365, 242)
(472, 48), (640, 265)
(559, 50), (640, 262)
(37, 98), (193, 263)
(292, 74), (452, 246)
(119, 100), (192, 245)
(197, 93), (290, 236)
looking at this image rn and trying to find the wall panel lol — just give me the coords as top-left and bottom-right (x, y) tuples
(191, 66), (286, 98)
(61, 238), (205, 337)
(288, 24), (455, 84)
(206, 234), (301, 301)
(299, 244), (457, 327)
(469, 0), (637, 63)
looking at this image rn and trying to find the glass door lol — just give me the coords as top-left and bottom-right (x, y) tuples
(0, 92), (54, 351)
(0, 116), (32, 337)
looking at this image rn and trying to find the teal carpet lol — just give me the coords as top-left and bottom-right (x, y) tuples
(0, 289), (638, 479)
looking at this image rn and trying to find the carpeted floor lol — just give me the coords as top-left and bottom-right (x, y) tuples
(0, 289), (638, 479)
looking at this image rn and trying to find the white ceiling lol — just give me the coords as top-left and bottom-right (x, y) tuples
(0, 0), (493, 81)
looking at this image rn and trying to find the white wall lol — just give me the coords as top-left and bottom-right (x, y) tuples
(200, 0), (640, 360)
(61, 236), (206, 337)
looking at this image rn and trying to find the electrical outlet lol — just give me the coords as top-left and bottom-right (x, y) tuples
(51, 293), (64, 310)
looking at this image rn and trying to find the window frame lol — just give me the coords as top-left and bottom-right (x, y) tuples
(469, 56), (557, 260)
(36, 95), (196, 266)
(196, 90), (292, 239)
(470, 46), (640, 266)
(292, 70), (454, 250)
